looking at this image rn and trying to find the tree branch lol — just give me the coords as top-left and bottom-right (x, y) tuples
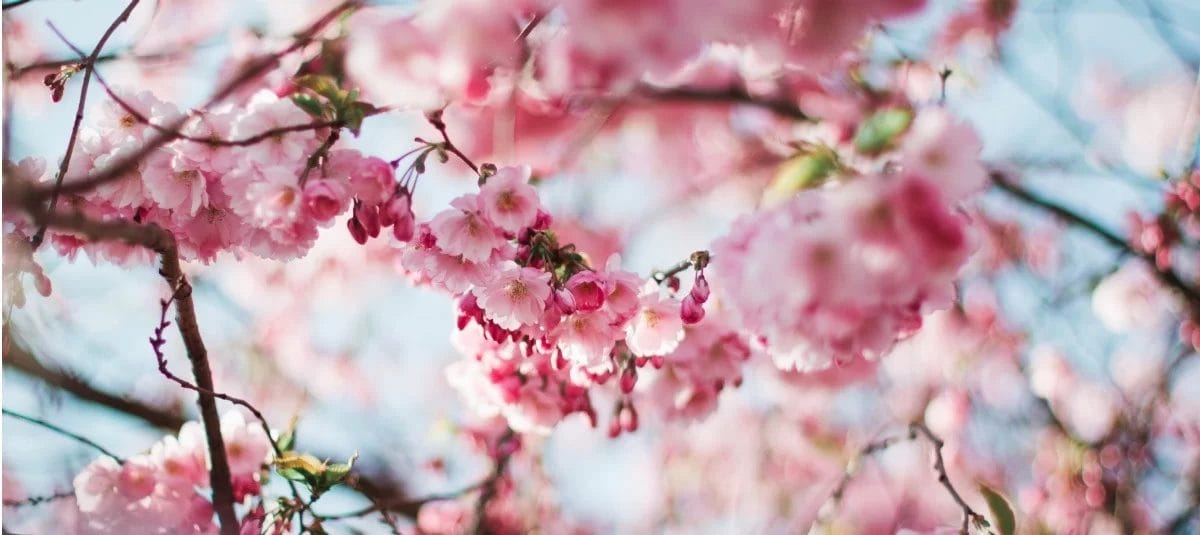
(31, 0), (142, 249)
(2, 408), (124, 463)
(911, 422), (987, 534)
(990, 171), (1200, 314)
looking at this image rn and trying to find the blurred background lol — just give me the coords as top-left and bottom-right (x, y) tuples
(4, 0), (1200, 533)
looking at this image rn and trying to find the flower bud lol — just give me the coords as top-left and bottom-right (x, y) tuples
(619, 367), (637, 394)
(680, 293), (705, 324)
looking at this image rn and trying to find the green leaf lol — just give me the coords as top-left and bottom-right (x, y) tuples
(277, 467), (309, 483)
(979, 485), (1016, 535)
(853, 108), (912, 155)
(295, 75), (341, 100)
(762, 149), (838, 205)
(291, 94), (326, 119)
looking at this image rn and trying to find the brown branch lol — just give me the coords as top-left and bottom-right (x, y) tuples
(4, 339), (425, 520)
(14, 203), (240, 534)
(635, 85), (813, 121)
(989, 171), (1200, 314)
(472, 429), (516, 535)
(815, 430), (916, 524)
(31, 0), (142, 249)
(2, 336), (188, 430)
(2, 408), (124, 463)
(911, 422), (987, 534)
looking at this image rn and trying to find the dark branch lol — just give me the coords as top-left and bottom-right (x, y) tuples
(2, 408), (124, 463)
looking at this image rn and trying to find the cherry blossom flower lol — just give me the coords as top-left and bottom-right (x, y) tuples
(479, 165), (540, 234)
(624, 290), (685, 357)
(474, 265), (553, 330)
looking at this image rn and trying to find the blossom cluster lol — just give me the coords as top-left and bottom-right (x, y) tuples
(711, 110), (987, 371)
(10, 89), (403, 263)
(71, 411), (271, 534)
(393, 165), (702, 432)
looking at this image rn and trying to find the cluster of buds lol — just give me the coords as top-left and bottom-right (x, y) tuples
(348, 185), (417, 244)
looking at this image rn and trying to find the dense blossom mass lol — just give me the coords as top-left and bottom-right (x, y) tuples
(3, 0), (1199, 533)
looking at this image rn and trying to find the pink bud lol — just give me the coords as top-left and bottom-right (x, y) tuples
(347, 216), (367, 244)
(680, 293), (705, 324)
(619, 367), (637, 394)
(650, 356), (664, 369)
(532, 209), (553, 231)
(607, 419), (622, 438)
(665, 275), (680, 293)
(620, 404), (639, 432)
(690, 270), (710, 303)
(355, 202), (381, 238)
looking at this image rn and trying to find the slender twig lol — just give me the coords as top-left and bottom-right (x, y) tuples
(990, 171), (1200, 314)
(3, 340), (427, 520)
(85, 66), (388, 147)
(32, 0), (142, 249)
(911, 422), (987, 534)
(815, 430), (917, 524)
(2, 408), (124, 463)
(3, 490), (74, 507)
(1, 0), (34, 10)
(636, 85), (812, 121)
(425, 110), (480, 175)
(472, 429), (516, 535)
(319, 480), (486, 521)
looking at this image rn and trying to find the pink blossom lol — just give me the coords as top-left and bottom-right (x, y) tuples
(566, 271), (608, 312)
(221, 411), (272, 479)
(479, 165), (540, 234)
(624, 290), (685, 357)
(429, 194), (505, 262)
(554, 309), (620, 369)
(900, 109), (988, 202)
(141, 148), (209, 215)
(302, 179), (350, 224)
(150, 421), (209, 491)
(230, 90), (319, 166)
(474, 265), (553, 330)
(1091, 261), (1175, 333)
(74, 457), (123, 513)
(117, 456), (158, 501)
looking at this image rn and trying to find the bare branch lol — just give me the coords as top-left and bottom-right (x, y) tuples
(2, 408), (124, 463)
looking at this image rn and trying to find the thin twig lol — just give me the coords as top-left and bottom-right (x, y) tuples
(32, 0), (142, 249)
(990, 171), (1200, 314)
(3, 490), (74, 507)
(2, 408), (124, 463)
(911, 422), (987, 534)
(472, 429), (516, 535)
(426, 110), (480, 175)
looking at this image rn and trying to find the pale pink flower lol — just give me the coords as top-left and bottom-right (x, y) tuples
(150, 421), (209, 491)
(479, 165), (540, 233)
(474, 265), (552, 330)
(141, 148), (209, 215)
(221, 411), (272, 479)
(241, 165), (303, 226)
(554, 309), (620, 369)
(900, 108), (987, 202)
(73, 456), (123, 513)
(1091, 261), (1175, 333)
(624, 290), (685, 357)
(117, 456), (158, 501)
(417, 499), (469, 535)
(429, 194), (505, 262)
(230, 90), (319, 166)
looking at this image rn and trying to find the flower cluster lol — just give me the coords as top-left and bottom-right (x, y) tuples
(711, 110), (986, 372)
(11, 89), (397, 263)
(396, 165), (698, 432)
(71, 411), (271, 534)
